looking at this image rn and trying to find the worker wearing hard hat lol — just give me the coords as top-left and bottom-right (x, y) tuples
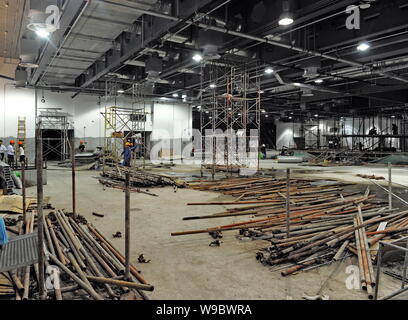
(0, 140), (6, 162)
(7, 140), (15, 168)
(122, 142), (137, 167)
(18, 141), (25, 164)
(79, 140), (86, 153)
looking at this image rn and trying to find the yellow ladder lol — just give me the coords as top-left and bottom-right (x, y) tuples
(17, 116), (26, 143)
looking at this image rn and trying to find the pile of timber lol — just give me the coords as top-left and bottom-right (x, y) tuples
(5, 210), (153, 300)
(172, 177), (408, 299)
(100, 166), (185, 188)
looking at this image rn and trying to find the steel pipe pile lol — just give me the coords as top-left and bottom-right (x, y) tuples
(4, 210), (154, 300)
(101, 166), (185, 188)
(172, 177), (408, 299)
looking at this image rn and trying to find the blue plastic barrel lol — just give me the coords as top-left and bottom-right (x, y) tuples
(0, 217), (8, 246)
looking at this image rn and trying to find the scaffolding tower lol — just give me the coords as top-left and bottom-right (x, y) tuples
(199, 60), (261, 178)
(38, 108), (72, 161)
(101, 81), (149, 172)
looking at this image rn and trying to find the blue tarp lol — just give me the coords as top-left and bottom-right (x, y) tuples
(0, 217), (8, 246)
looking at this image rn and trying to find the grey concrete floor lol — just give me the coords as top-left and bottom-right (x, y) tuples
(25, 163), (407, 300)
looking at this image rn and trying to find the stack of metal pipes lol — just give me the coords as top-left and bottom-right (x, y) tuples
(6, 210), (154, 300)
(173, 178), (408, 299)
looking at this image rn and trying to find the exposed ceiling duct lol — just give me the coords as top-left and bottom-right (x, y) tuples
(19, 32), (41, 68)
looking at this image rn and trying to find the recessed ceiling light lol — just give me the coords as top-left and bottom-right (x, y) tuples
(193, 54), (203, 62)
(279, 16), (294, 26)
(265, 68), (274, 74)
(357, 42), (370, 51)
(289, 116), (293, 120)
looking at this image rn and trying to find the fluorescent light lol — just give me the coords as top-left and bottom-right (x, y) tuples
(193, 54), (203, 62)
(293, 82), (301, 87)
(209, 84), (216, 89)
(314, 114), (319, 117)
(391, 115), (396, 118)
(289, 116), (293, 120)
(182, 94), (187, 99)
(261, 109), (266, 113)
(172, 93), (179, 98)
(265, 67), (274, 74)
(117, 89), (125, 94)
(36, 28), (50, 38)
(357, 42), (370, 51)
(160, 97), (167, 100)
(259, 90), (265, 94)
(314, 79), (323, 84)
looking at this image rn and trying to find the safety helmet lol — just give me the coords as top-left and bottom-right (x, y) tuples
(10, 140), (15, 144)
(18, 141), (23, 145)
(79, 140), (84, 144)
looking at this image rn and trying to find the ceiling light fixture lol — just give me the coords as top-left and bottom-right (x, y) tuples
(265, 67), (274, 74)
(117, 89), (125, 94)
(314, 79), (324, 84)
(172, 93), (179, 98)
(357, 42), (370, 52)
(35, 28), (50, 39)
(192, 54), (203, 62)
(279, 0), (294, 26)
(209, 84), (216, 89)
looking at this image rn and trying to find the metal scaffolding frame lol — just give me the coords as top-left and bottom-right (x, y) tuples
(101, 81), (149, 172)
(37, 108), (73, 161)
(199, 60), (261, 178)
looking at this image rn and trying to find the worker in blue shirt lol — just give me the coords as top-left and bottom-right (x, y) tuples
(122, 142), (137, 167)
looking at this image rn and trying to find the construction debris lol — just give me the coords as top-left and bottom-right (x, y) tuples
(100, 166), (185, 190)
(172, 177), (408, 299)
(2, 209), (153, 300)
(357, 174), (385, 180)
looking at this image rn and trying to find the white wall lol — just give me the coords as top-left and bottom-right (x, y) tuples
(0, 78), (192, 142)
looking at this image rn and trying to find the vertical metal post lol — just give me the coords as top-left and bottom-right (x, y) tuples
(21, 159), (26, 224)
(374, 242), (383, 300)
(401, 238), (408, 289)
(36, 126), (45, 299)
(286, 168), (291, 238)
(71, 141), (76, 218)
(388, 162), (392, 210)
(125, 172), (131, 280)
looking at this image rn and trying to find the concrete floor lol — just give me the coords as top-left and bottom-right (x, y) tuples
(25, 161), (407, 300)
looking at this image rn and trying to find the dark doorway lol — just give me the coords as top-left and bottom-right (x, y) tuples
(260, 122), (277, 150)
(41, 129), (74, 161)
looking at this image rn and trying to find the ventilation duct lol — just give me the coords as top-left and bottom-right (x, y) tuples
(15, 69), (28, 87)
(19, 31), (41, 68)
(145, 53), (163, 83)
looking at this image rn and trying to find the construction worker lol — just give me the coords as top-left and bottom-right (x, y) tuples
(7, 140), (15, 168)
(18, 141), (25, 164)
(122, 142), (136, 167)
(79, 140), (85, 153)
(0, 140), (6, 162)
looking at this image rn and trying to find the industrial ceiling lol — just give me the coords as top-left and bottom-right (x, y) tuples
(9, 0), (408, 117)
